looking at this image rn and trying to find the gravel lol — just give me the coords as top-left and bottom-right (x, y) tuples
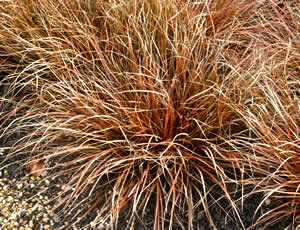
(0, 146), (72, 230)
(0, 169), (59, 230)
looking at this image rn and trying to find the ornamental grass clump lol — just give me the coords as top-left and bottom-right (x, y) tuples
(237, 2), (299, 227)
(0, 0), (299, 229)
(228, 1), (300, 228)
(230, 70), (300, 226)
(235, 58), (299, 229)
(235, 77), (299, 229)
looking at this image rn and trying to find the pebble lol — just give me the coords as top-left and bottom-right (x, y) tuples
(41, 171), (48, 177)
(0, 169), (67, 230)
(28, 220), (33, 228)
(3, 185), (9, 191)
(0, 162), (106, 229)
(16, 183), (23, 189)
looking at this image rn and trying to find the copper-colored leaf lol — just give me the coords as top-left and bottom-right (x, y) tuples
(25, 160), (46, 177)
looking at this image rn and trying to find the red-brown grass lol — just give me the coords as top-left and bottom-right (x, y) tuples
(0, 0), (299, 229)
(226, 1), (300, 228)
(234, 75), (299, 229)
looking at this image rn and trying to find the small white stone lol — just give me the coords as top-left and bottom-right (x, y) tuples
(10, 213), (17, 220)
(16, 183), (23, 189)
(97, 223), (108, 230)
(41, 171), (48, 177)
(36, 212), (43, 219)
(32, 204), (38, 212)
